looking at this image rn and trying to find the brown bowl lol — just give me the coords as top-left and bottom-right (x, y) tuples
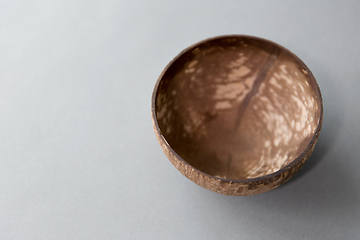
(151, 35), (323, 196)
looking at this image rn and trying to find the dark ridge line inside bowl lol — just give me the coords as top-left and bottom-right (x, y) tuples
(234, 46), (281, 133)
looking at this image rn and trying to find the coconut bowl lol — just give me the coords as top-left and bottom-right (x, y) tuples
(151, 35), (323, 196)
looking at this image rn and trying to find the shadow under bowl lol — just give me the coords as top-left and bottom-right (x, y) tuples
(151, 35), (323, 196)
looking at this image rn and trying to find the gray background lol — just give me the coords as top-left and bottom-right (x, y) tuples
(0, 0), (359, 239)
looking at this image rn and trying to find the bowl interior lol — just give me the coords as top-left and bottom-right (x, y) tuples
(154, 36), (321, 180)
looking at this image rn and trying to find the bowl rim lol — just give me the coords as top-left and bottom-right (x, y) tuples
(151, 34), (323, 183)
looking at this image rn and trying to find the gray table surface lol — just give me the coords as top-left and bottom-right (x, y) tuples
(1, 0), (359, 239)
